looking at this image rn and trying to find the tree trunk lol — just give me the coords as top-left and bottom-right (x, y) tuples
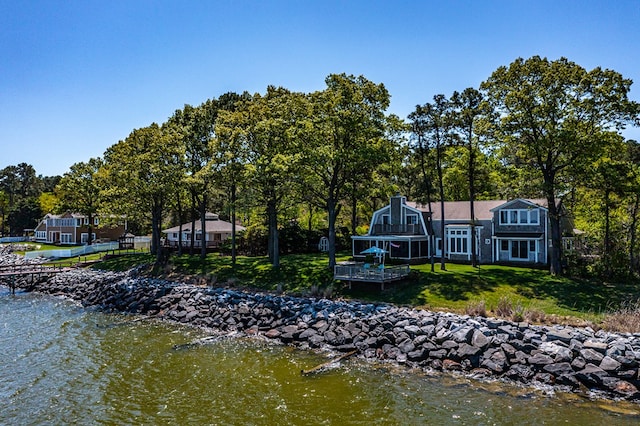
(469, 145), (477, 267)
(350, 189), (357, 237)
(231, 182), (237, 265)
(603, 189), (612, 275)
(190, 192), (197, 255)
(327, 198), (337, 270)
(151, 198), (164, 265)
(629, 192), (639, 273)
(437, 143), (446, 271)
(547, 197), (563, 276)
(200, 193), (207, 260)
(176, 192), (183, 256)
(267, 198), (279, 269)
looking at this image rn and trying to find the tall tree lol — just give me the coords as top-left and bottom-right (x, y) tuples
(212, 92), (251, 265)
(169, 100), (219, 258)
(102, 123), (184, 264)
(482, 56), (639, 275)
(224, 87), (306, 269)
(410, 95), (453, 271)
(56, 157), (104, 245)
(303, 74), (392, 269)
(450, 88), (486, 267)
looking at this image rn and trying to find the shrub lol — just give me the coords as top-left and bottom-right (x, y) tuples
(601, 300), (640, 333)
(524, 308), (546, 324)
(495, 296), (513, 318)
(465, 300), (487, 317)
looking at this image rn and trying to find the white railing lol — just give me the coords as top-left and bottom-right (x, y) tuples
(24, 242), (120, 259)
(334, 263), (410, 282)
(0, 237), (27, 243)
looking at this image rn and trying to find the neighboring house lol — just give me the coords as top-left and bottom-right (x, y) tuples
(34, 212), (127, 245)
(353, 195), (578, 266)
(162, 212), (246, 249)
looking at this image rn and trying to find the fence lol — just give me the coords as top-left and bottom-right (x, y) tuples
(0, 237), (27, 243)
(24, 242), (121, 259)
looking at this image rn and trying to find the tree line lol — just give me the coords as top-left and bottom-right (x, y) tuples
(2, 56), (638, 278)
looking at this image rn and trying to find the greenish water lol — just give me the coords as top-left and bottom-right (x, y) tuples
(1, 286), (639, 425)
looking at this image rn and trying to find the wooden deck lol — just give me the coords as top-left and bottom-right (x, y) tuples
(334, 262), (410, 290)
(0, 264), (74, 294)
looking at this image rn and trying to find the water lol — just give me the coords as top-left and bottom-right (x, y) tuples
(2, 286), (639, 425)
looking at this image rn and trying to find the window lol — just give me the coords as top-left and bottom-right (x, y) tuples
(447, 227), (470, 255)
(382, 215), (390, 225)
(60, 233), (73, 244)
(94, 217), (99, 225)
(406, 214), (418, 225)
(76, 219), (82, 227)
(501, 240), (508, 251)
(35, 231), (46, 240)
(84, 218), (89, 225)
(172, 233), (178, 239)
(81, 233), (96, 243)
(499, 208), (541, 225)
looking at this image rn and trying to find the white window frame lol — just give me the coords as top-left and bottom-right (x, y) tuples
(60, 233), (73, 244)
(445, 226), (472, 256)
(499, 209), (540, 225)
(81, 233), (96, 243)
(406, 214), (418, 225)
(94, 217), (100, 226)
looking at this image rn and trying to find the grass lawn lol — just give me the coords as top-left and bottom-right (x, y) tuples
(93, 251), (640, 323)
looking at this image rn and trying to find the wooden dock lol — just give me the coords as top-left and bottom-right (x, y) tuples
(0, 264), (73, 294)
(333, 262), (410, 290)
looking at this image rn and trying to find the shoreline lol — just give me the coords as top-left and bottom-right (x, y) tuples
(3, 265), (640, 403)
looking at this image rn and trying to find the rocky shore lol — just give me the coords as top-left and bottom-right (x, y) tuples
(3, 261), (640, 402)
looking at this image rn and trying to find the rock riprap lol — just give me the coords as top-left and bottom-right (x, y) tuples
(3, 267), (640, 402)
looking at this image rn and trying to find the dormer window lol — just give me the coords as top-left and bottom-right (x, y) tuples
(406, 214), (418, 225)
(500, 209), (540, 225)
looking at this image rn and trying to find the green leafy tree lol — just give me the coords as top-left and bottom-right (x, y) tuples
(482, 56), (639, 275)
(102, 123), (184, 264)
(213, 92), (252, 265)
(224, 87), (307, 269)
(450, 88), (487, 266)
(303, 74), (392, 269)
(56, 157), (104, 245)
(409, 95), (453, 271)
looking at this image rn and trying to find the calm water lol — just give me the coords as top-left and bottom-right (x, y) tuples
(2, 286), (640, 425)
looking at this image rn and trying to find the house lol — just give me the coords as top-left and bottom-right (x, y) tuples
(352, 195), (577, 266)
(34, 212), (127, 245)
(162, 213), (246, 249)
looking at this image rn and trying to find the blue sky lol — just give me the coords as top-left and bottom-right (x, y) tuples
(2, 0), (639, 177)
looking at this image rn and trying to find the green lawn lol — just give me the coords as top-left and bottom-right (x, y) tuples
(93, 251), (640, 323)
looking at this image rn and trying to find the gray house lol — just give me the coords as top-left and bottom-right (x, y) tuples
(352, 195), (576, 266)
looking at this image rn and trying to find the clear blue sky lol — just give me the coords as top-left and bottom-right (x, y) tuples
(2, 0), (639, 177)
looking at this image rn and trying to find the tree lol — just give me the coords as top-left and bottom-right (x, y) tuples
(409, 95), (453, 271)
(221, 87), (307, 269)
(7, 197), (41, 235)
(102, 123), (184, 264)
(169, 100), (220, 259)
(56, 158), (104, 245)
(213, 92), (252, 265)
(450, 87), (486, 267)
(482, 56), (639, 275)
(303, 74), (393, 269)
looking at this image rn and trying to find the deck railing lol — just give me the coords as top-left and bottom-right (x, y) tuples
(372, 224), (423, 235)
(333, 263), (410, 283)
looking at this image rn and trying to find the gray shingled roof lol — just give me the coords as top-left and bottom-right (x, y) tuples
(407, 199), (547, 221)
